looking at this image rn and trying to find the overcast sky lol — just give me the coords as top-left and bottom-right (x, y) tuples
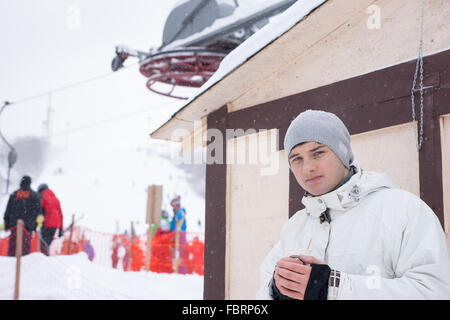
(0, 0), (188, 140)
(0, 0), (271, 233)
(0, 0), (201, 233)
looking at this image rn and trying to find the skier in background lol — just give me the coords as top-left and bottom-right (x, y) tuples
(170, 196), (187, 232)
(111, 234), (121, 268)
(82, 239), (95, 261)
(170, 195), (188, 274)
(3, 175), (42, 256)
(155, 210), (171, 237)
(38, 183), (64, 255)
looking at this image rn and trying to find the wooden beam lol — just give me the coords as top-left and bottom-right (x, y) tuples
(204, 105), (228, 300)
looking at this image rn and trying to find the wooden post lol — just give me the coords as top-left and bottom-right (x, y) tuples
(174, 229), (180, 274)
(67, 214), (75, 255)
(14, 219), (24, 300)
(131, 221), (135, 246)
(145, 185), (162, 271)
(145, 186), (153, 271)
(145, 226), (152, 271)
(130, 221), (135, 268)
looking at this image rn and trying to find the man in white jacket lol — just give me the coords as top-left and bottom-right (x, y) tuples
(256, 109), (450, 300)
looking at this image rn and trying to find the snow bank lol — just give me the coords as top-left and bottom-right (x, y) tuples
(0, 252), (203, 300)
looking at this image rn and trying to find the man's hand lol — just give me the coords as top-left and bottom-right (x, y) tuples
(274, 255), (326, 300)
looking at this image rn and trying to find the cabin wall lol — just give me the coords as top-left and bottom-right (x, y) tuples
(202, 0), (450, 299)
(230, 0), (450, 111)
(440, 114), (450, 255)
(351, 123), (420, 196)
(225, 122), (441, 299)
(225, 129), (289, 299)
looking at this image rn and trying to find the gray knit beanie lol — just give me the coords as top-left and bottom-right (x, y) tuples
(284, 110), (354, 169)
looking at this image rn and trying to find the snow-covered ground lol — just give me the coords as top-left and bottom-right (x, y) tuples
(0, 0), (314, 301)
(0, 77), (206, 236)
(0, 0), (206, 236)
(0, 252), (203, 300)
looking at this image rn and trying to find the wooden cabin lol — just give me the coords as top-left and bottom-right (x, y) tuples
(151, 0), (450, 299)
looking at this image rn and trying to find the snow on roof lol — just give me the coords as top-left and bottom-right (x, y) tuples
(0, 252), (203, 299)
(162, 0), (235, 47)
(164, 0), (296, 50)
(151, 0), (327, 137)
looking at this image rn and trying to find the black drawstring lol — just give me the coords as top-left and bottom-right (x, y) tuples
(320, 208), (332, 224)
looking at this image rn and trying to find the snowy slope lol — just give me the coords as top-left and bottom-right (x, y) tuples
(27, 132), (207, 235)
(0, 0), (209, 301)
(0, 69), (206, 235)
(0, 1), (205, 236)
(0, 252), (203, 300)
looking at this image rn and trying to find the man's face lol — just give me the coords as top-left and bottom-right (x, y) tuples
(288, 142), (349, 196)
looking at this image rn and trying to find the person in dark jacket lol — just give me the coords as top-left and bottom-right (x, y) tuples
(3, 175), (42, 256)
(38, 183), (64, 255)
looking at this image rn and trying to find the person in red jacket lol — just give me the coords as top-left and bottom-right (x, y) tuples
(38, 184), (64, 255)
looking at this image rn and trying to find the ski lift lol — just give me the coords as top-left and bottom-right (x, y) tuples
(111, 0), (296, 99)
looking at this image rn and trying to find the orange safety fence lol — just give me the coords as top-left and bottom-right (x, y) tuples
(0, 226), (204, 275)
(0, 225), (33, 257)
(148, 231), (204, 275)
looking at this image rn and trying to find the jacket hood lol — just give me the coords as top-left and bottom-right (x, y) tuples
(20, 175), (32, 189)
(41, 188), (56, 198)
(301, 160), (396, 218)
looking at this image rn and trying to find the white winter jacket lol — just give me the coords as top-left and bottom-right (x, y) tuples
(256, 161), (450, 299)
